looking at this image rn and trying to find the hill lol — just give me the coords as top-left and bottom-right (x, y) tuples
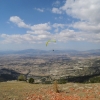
(0, 81), (100, 100)
(0, 49), (100, 56)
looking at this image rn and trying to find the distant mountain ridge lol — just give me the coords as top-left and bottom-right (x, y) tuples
(0, 49), (100, 56)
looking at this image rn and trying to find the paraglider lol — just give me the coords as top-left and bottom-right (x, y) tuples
(46, 40), (56, 46)
(46, 40), (56, 51)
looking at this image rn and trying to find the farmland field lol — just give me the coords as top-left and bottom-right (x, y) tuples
(0, 81), (100, 100)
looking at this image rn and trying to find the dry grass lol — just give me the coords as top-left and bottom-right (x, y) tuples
(53, 80), (59, 93)
(0, 81), (49, 100)
(0, 81), (100, 100)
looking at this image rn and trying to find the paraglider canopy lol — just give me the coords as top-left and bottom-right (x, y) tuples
(46, 40), (56, 47)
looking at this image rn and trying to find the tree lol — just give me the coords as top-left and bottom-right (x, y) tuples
(18, 75), (26, 81)
(29, 78), (34, 84)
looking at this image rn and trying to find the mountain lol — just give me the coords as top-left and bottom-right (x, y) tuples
(0, 49), (100, 56)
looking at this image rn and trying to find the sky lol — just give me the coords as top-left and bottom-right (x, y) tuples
(0, 0), (100, 51)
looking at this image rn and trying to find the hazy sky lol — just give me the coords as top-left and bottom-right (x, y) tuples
(0, 0), (100, 51)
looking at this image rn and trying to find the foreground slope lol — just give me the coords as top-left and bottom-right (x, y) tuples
(0, 81), (100, 100)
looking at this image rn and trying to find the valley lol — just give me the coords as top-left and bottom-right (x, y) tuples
(0, 49), (100, 82)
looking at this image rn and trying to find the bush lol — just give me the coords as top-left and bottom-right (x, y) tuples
(57, 78), (67, 84)
(18, 75), (26, 81)
(29, 78), (34, 84)
(41, 78), (46, 83)
(88, 76), (100, 83)
(43, 81), (52, 84)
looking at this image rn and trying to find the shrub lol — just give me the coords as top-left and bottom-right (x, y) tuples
(43, 81), (51, 84)
(53, 80), (59, 93)
(89, 76), (100, 83)
(29, 78), (34, 84)
(41, 78), (46, 83)
(18, 75), (26, 81)
(57, 78), (67, 84)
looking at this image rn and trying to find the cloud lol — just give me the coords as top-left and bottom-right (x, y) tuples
(52, 7), (62, 14)
(52, 0), (100, 23)
(31, 23), (51, 31)
(52, 23), (66, 32)
(2, 5), (100, 45)
(51, 0), (100, 43)
(54, 29), (100, 43)
(1, 16), (52, 44)
(34, 8), (44, 12)
(73, 22), (100, 33)
(0, 33), (49, 44)
(54, 29), (85, 42)
(52, 1), (60, 7)
(53, 23), (65, 28)
(1, 34), (24, 43)
(61, 0), (100, 23)
(52, 0), (100, 24)
(10, 16), (51, 31)
(10, 16), (30, 28)
(27, 30), (51, 35)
